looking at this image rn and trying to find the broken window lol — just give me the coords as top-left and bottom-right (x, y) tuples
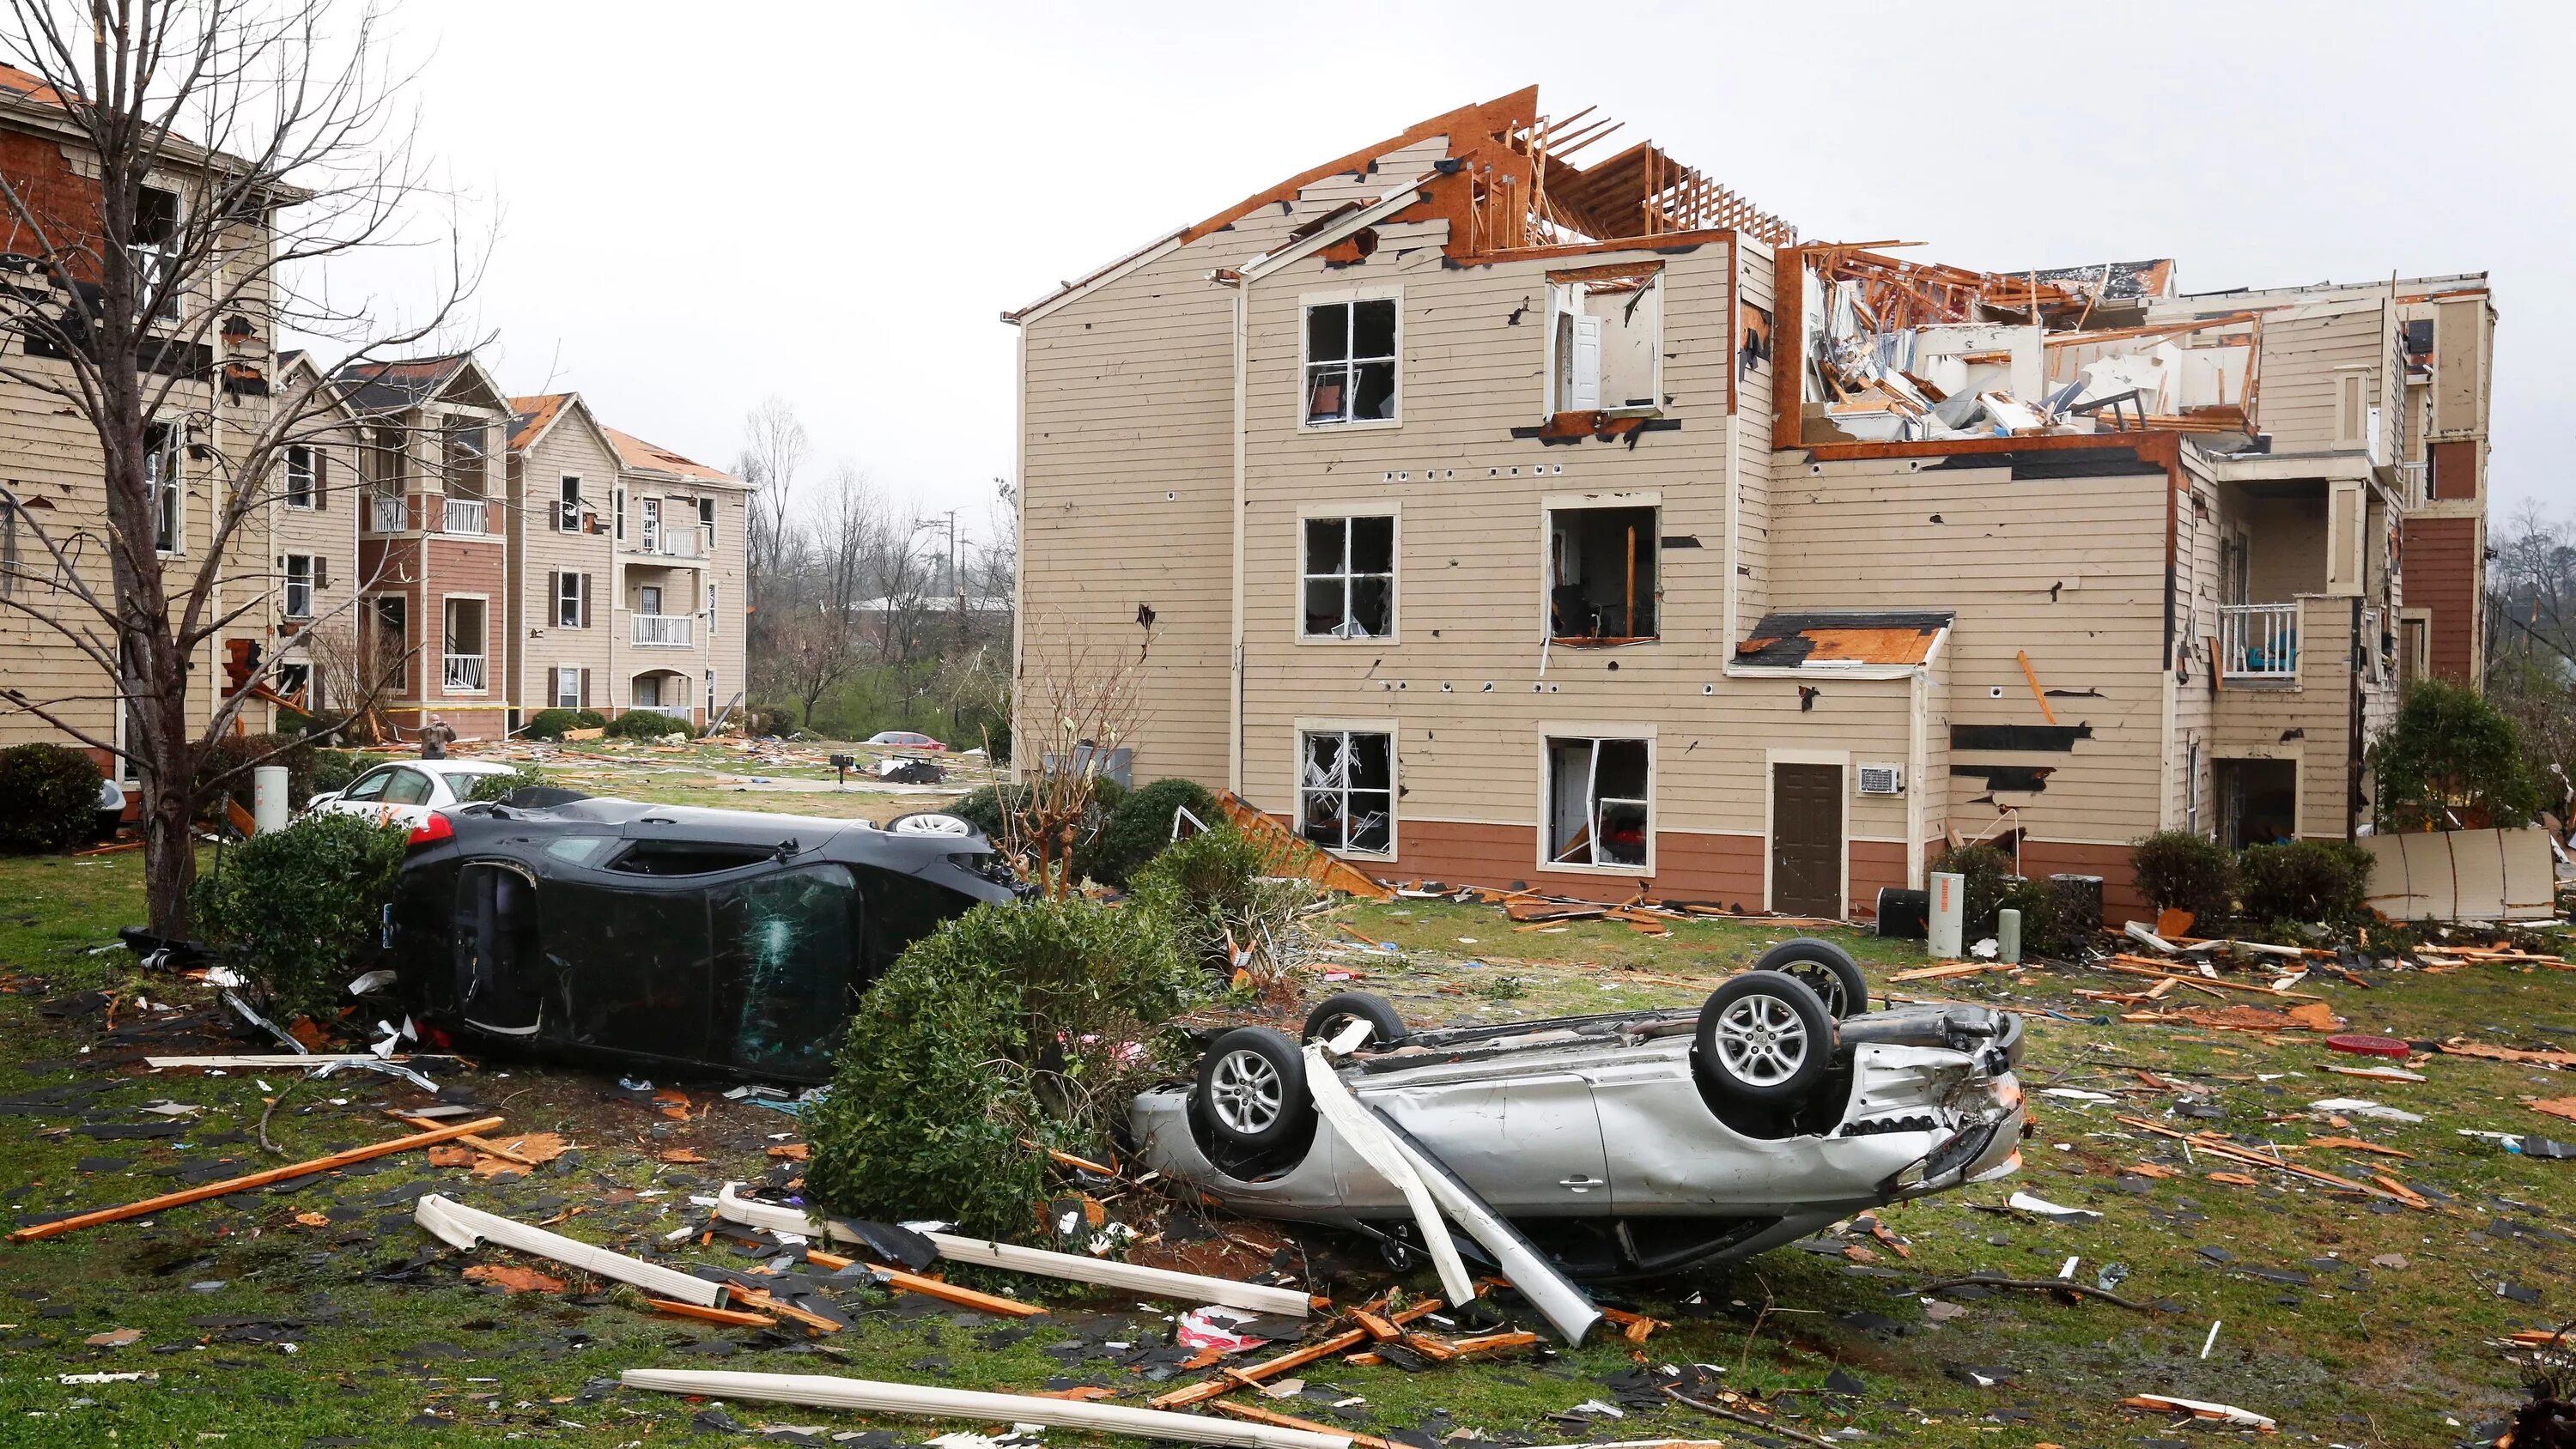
(714, 864), (860, 1076)
(1302, 515), (1394, 639)
(443, 421), (488, 500)
(1546, 269), (1662, 416)
(284, 446), (315, 509)
(442, 597), (486, 692)
(609, 840), (775, 876)
(454, 863), (544, 1034)
(1548, 506), (1656, 643)
(556, 570), (583, 628)
(1304, 298), (1397, 424)
(282, 553), (314, 619)
(131, 185), (179, 320)
(1298, 731), (1394, 856)
(148, 421), (180, 553)
(557, 475), (581, 531)
(1546, 737), (1649, 869)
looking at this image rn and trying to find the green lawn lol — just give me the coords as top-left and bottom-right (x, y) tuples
(2, 852), (2570, 1446)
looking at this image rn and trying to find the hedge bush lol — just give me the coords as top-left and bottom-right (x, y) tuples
(1129, 824), (1273, 973)
(197, 731), (318, 815)
(308, 749), (369, 797)
(1929, 843), (2062, 955)
(0, 743), (104, 852)
(2370, 678), (2543, 831)
(801, 897), (1195, 1238)
(466, 766), (549, 803)
(2131, 829), (2235, 920)
(2236, 840), (2373, 926)
(192, 812), (409, 1020)
(523, 708), (607, 741)
(1085, 778), (1220, 888)
(605, 709), (693, 740)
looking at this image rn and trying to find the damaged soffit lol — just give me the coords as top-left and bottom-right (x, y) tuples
(1733, 610), (1952, 668)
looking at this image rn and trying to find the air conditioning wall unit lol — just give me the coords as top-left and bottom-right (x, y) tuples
(1856, 763), (1905, 796)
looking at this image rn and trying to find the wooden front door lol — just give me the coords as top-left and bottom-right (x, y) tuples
(1771, 763), (1844, 918)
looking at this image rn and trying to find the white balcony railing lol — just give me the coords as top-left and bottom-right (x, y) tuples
(442, 653), (487, 692)
(633, 529), (702, 559)
(2220, 603), (2300, 680)
(442, 497), (488, 535)
(2397, 460), (2429, 503)
(370, 494), (407, 532)
(632, 614), (694, 647)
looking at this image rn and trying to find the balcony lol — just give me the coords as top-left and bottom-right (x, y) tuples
(632, 614), (694, 647)
(633, 527), (702, 559)
(370, 495), (408, 532)
(2397, 460), (2429, 504)
(2220, 603), (2300, 681)
(442, 497), (489, 536)
(442, 653), (487, 692)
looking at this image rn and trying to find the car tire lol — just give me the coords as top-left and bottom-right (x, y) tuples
(1302, 991), (1407, 1050)
(1196, 1028), (1311, 1152)
(1694, 973), (1834, 1106)
(1750, 937), (1868, 1022)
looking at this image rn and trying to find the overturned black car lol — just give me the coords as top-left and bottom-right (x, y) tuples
(381, 797), (1017, 1082)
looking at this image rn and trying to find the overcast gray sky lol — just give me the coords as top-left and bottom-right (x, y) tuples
(362, 0), (2572, 539)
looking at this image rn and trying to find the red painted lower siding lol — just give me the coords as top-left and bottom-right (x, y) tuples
(1372, 821), (1765, 909)
(1849, 841), (1908, 920)
(2403, 515), (2480, 682)
(2017, 839), (2143, 925)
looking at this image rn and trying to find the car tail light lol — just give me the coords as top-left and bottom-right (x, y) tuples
(406, 813), (453, 848)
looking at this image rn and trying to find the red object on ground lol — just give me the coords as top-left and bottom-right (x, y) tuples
(2325, 1034), (2413, 1059)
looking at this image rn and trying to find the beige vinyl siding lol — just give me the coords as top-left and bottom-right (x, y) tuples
(1017, 144), (1456, 786)
(1770, 453), (2174, 846)
(2255, 300), (2389, 454)
(270, 422), (362, 712)
(2210, 596), (2359, 840)
(511, 415), (620, 712)
(1733, 236), (1775, 634)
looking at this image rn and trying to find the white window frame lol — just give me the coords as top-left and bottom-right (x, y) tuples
(1293, 719), (1398, 859)
(555, 662), (582, 711)
(1542, 270), (1665, 419)
(282, 553), (314, 620)
(705, 669), (717, 716)
(707, 581), (719, 638)
(440, 592), (489, 695)
(1540, 489), (1662, 646)
(556, 571), (582, 629)
(1296, 503), (1399, 644)
(149, 422), (181, 555)
(697, 495), (717, 550)
(612, 485), (626, 542)
(283, 445), (316, 510)
(556, 474), (582, 532)
(1537, 727), (1656, 876)
(1297, 287), (1401, 430)
(1761, 745), (1850, 916)
(640, 497), (661, 553)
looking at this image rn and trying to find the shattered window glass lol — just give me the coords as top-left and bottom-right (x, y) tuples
(1546, 737), (1650, 868)
(1298, 731), (1394, 856)
(1303, 298), (1397, 424)
(714, 864), (859, 1077)
(453, 864), (544, 1033)
(1300, 515), (1394, 639)
(542, 836), (613, 864)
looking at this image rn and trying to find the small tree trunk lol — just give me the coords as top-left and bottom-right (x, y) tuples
(142, 770), (197, 937)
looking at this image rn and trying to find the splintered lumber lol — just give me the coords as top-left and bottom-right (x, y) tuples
(1218, 790), (1395, 902)
(413, 1193), (732, 1307)
(1211, 1400), (1398, 1449)
(6, 1115), (505, 1242)
(391, 1111), (539, 1167)
(2113, 1116), (2419, 1206)
(867, 1263), (1046, 1318)
(1891, 961), (2009, 983)
(1446, 1329), (1542, 1357)
(2121, 1393), (2275, 1430)
(733, 1287), (846, 1333)
(2099, 957), (2324, 999)
(1600, 1307), (1667, 1343)
(2306, 1136), (2414, 1158)
(1151, 1300), (1443, 1409)
(715, 1184), (1306, 1318)
(621, 1369), (1354, 1449)
(650, 1298), (779, 1329)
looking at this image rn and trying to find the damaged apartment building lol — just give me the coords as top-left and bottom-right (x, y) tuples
(1008, 87), (2496, 920)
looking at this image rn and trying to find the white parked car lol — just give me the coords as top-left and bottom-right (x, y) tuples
(305, 759), (522, 832)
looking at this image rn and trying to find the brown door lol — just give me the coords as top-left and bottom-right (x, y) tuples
(1771, 763), (1844, 917)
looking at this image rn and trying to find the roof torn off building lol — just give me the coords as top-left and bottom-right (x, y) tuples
(1733, 610), (1953, 668)
(1798, 247), (2260, 446)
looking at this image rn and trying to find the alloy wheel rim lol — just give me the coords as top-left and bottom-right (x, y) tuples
(1717, 995), (1809, 1085)
(1209, 1048), (1284, 1133)
(1785, 962), (1846, 1016)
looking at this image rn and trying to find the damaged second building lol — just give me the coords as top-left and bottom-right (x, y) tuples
(1008, 87), (2495, 922)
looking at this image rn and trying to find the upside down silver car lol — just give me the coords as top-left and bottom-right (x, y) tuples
(1129, 940), (2026, 1280)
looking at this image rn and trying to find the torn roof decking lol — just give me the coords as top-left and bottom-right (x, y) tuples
(1733, 610), (1953, 668)
(1008, 87), (1795, 323)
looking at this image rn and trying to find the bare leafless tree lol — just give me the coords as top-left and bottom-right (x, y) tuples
(772, 603), (857, 731)
(1012, 609), (1155, 897)
(2486, 500), (2576, 840)
(738, 394), (806, 600)
(0, 0), (483, 931)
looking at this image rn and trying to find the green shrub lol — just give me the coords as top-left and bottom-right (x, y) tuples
(801, 897), (1195, 1238)
(1085, 778), (1220, 888)
(0, 743), (104, 852)
(950, 783), (1021, 840)
(2130, 829), (2235, 920)
(197, 731), (318, 815)
(2236, 840), (2373, 925)
(192, 812), (409, 1020)
(308, 749), (369, 797)
(1130, 825), (1270, 971)
(523, 708), (607, 741)
(2370, 679), (2543, 831)
(1929, 843), (2067, 958)
(605, 709), (693, 740)
(466, 766), (548, 803)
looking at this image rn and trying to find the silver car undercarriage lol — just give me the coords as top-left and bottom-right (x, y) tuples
(1131, 964), (2027, 1281)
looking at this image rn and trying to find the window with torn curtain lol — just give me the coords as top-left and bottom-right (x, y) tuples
(1298, 731), (1394, 857)
(1303, 297), (1397, 426)
(1301, 514), (1394, 640)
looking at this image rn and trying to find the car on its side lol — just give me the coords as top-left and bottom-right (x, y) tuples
(373, 796), (1016, 1082)
(307, 758), (523, 831)
(1130, 940), (2026, 1281)
(865, 731), (946, 751)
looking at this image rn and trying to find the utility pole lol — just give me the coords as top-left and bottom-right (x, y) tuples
(914, 509), (968, 728)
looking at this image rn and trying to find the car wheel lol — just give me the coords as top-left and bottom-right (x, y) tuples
(1751, 937), (1868, 1021)
(1694, 973), (1833, 1105)
(1302, 991), (1406, 1049)
(1196, 1028), (1311, 1151)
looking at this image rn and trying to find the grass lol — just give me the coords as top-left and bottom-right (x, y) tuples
(1, 849), (2570, 1446)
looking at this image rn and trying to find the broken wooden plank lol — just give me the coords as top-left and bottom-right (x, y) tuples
(7, 1116), (505, 1242)
(1151, 1300), (1443, 1409)
(1210, 1399), (1400, 1449)
(867, 1263), (1047, 1318)
(391, 1111), (540, 1167)
(649, 1298), (779, 1329)
(622, 1370), (1353, 1449)
(416, 1193), (733, 1307)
